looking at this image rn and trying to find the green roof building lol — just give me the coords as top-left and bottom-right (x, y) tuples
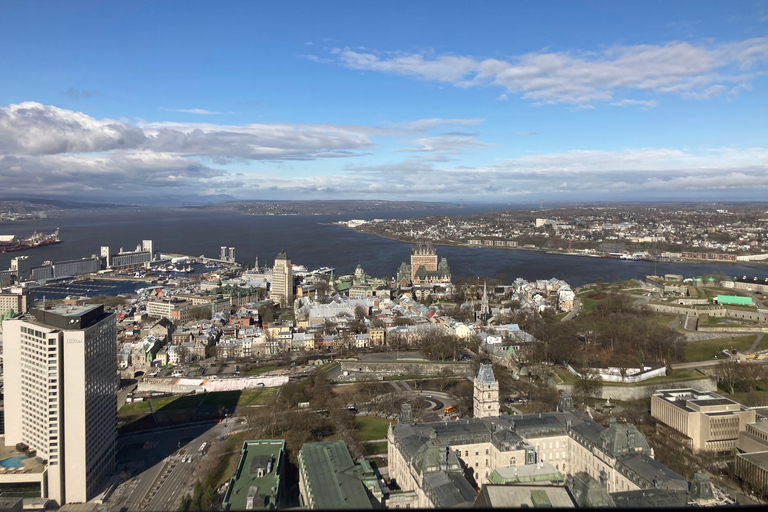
(222, 440), (285, 510)
(717, 295), (753, 306)
(298, 440), (379, 509)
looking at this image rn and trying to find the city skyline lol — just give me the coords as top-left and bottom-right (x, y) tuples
(0, 1), (767, 202)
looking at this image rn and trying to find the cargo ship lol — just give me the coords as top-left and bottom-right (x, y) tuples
(0, 228), (61, 253)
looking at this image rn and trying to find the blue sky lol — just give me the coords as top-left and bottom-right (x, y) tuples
(0, 0), (767, 202)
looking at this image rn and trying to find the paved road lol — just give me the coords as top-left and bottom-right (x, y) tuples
(750, 333), (765, 352)
(110, 423), (229, 511)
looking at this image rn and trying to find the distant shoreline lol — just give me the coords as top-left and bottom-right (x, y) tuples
(341, 224), (767, 267)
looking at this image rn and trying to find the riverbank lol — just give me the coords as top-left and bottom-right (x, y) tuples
(345, 225), (767, 268)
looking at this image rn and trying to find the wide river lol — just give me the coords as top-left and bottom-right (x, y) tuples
(2, 206), (767, 288)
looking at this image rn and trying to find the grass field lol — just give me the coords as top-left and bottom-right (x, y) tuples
(246, 365), (285, 376)
(581, 297), (602, 314)
(685, 335), (757, 361)
(202, 388), (277, 409)
(119, 400), (151, 414)
(552, 366), (578, 384)
(706, 315), (754, 326)
(650, 314), (678, 328)
(355, 416), (391, 441)
(364, 442), (388, 455)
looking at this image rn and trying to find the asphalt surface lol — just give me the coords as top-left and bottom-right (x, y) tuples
(109, 422), (236, 511)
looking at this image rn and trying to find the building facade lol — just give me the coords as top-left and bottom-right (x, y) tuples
(474, 362), (500, 418)
(270, 250), (293, 307)
(3, 305), (117, 505)
(387, 389), (689, 509)
(651, 388), (756, 453)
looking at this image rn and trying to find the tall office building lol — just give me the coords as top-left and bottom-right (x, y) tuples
(3, 305), (117, 505)
(270, 250), (293, 307)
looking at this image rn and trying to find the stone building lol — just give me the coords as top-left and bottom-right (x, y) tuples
(474, 362), (500, 418)
(386, 389), (692, 508)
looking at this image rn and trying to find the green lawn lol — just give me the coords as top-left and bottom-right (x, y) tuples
(581, 297), (602, 314)
(706, 315), (754, 326)
(355, 416), (391, 441)
(202, 388), (277, 408)
(650, 314), (678, 328)
(318, 361), (340, 372)
(685, 335), (757, 361)
(246, 365), (285, 376)
(552, 366), (578, 384)
(553, 312), (569, 321)
(118, 400), (151, 414)
(364, 442), (388, 455)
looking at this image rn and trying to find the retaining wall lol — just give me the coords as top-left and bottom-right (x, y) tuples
(339, 360), (472, 376)
(555, 376), (716, 401)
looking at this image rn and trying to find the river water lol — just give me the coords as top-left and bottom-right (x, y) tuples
(2, 206), (767, 288)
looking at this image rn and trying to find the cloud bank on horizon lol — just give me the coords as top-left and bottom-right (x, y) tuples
(1, 101), (767, 201)
(0, 1), (767, 202)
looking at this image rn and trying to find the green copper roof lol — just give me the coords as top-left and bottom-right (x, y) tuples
(297, 441), (373, 509)
(275, 250), (289, 260)
(222, 439), (285, 511)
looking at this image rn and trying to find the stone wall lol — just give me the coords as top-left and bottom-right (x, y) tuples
(136, 380), (204, 394)
(555, 376), (716, 401)
(697, 326), (768, 333)
(339, 360), (472, 376)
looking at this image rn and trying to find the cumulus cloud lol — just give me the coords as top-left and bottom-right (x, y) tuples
(0, 102), (495, 197)
(0, 151), (225, 196)
(0, 102), (145, 155)
(328, 37), (768, 105)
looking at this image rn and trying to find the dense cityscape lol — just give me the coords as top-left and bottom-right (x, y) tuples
(2, 1), (768, 510)
(2, 226), (768, 509)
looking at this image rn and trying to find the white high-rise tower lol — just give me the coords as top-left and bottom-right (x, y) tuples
(3, 305), (117, 505)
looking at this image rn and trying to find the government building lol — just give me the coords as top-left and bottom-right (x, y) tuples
(386, 363), (717, 508)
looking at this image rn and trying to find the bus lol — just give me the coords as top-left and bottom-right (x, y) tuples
(444, 405), (457, 414)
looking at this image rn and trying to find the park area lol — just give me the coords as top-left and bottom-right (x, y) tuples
(117, 388), (277, 433)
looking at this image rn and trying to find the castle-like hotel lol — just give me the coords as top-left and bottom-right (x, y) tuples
(396, 242), (452, 300)
(386, 363), (716, 508)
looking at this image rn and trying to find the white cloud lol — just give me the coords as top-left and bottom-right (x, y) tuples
(0, 102), (145, 155)
(610, 99), (657, 108)
(497, 94), (509, 101)
(394, 134), (492, 154)
(160, 108), (235, 115)
(328, 37), (768, 106)
(382, 117), (486, 132)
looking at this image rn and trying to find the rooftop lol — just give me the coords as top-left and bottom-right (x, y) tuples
(222, 440), (284, 511)
(298, 440), (373, 509)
